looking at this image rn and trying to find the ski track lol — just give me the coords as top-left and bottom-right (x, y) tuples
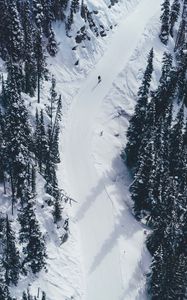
(63, 1), (162, 299)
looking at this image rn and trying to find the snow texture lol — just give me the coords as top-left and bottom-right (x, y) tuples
(0, 0), (168, 299)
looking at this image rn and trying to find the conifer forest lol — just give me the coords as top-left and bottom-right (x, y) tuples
(0, 0), (187, 299)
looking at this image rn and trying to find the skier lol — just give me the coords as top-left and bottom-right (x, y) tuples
(98, 75), (101, 83)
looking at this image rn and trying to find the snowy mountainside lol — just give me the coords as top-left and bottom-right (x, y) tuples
(0, 0), (180, 299)
(50, 0), (166, 300)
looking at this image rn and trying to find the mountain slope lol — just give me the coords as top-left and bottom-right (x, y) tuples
(60, 0), (163, 299)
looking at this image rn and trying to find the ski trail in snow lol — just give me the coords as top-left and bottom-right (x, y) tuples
(63, 0), (162, 299)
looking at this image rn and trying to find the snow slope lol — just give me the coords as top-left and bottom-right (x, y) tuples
(61, 1), (163, 299)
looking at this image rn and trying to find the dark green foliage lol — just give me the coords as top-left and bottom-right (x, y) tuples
(4, 64), (32, 204)
(170, 0), (180, 37)
(159, 0), (170, 45)
(41, 291), (46, 300)
(32, 0), (44, 30)
(34, 109), (48, 172)
(47, 24), (58, 57)
(125, 48), (154, 167)
(71, 0), (80, 13)
(2, 216), (20, 286)
(66, 9), (74, 33)
(34, 30), (47, 103)
(125, 14), (187, 297)
(22, 1), (37, 97)
(18, 192), (46, 274)
(130, 138), (155, 219)
(0, 116), (6, 193)
(7, 0), (24, 62)
(52, 0), (68, 20)
(169, 105), (184, 179)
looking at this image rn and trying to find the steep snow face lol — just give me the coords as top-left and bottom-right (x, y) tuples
(51, 0), (165, 300)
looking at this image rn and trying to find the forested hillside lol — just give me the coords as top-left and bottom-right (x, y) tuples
(0, 0), (187, 299)
(124, 0), (187, 298)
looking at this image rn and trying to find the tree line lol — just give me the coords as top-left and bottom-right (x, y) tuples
(0, 1), (70, 298)
(123, 0), (187, 298)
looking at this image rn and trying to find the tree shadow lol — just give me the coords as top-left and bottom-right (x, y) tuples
(75, 178), (105, 222)
(88, 154), (148, 275)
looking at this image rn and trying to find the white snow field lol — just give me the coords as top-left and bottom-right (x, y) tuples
(61, 0), (163, 300)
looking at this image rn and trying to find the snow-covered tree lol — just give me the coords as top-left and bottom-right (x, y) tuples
(125, 48), (154, 167)
(159, 0), (170, 45)
(2, 216), (20, 286)
(170, 0), (180, 37)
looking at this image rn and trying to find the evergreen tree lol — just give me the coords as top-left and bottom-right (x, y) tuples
(7, 0), (24, 62)
(130, 138), (155, 219)
(22, 1), (37, 97)
(22, 291), (27, 300)
(32, 0), (44, 30)
(5, 63), (32, 206)
(154, 52), (176, 117)
(148, 244), (165, 299)
(125, 48), (154, 167)
(159, 0), (170, 45)
(18, 192), (46, 274)
(47, 24), (58, 57)
(52, 0), (68, 20)
(2, 216), (20, 286)
(71, 0), (80, 14)
(65, 9), (74, 33)
(169, 104), (184, 179)
(46, 76), (58, 127)
(34, 109), (48, 172)
(41, 0), (54, 36)
(0, 0), (9, 60)
(170, 0), (180, 37)
(41, 291), (46, 300)
(0, 117), (7, 194)
(81, 0), (88, 21)
(34, 30), (47, 103)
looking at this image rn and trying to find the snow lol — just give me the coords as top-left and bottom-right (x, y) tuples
(0, 0), (168, 299)
(58, 0), (163, 299)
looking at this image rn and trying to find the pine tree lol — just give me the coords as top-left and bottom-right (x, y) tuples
(169, 104), (184, 179)
(65, 9), (74, 33)
(5, 63), (32, 207)
(2, 216), (20, 286)
(154, 52), (176, 118)
(0, 0), (9, 60)
(52, 0), (68, 20)
(130, 138), (155, 219)
(34, 30), (47, 103)
(22, 1), (37, 97)
(7, 0), (24, 62)
(170, 0), (180, 37)
(148, 244), (165, 299)
(34, 109), (48, 172)
(81, 0), (88, 21)
(46, 76), (58, 127)
(159, 0), (170, 45)
(47, 24), (58, 57)
(48, 93), (62, 164)
(32, 0), (44, 30)
(0, 117), (7, 194)
(41, 0), (54, 36)
(71, 0), (80, 14)
(18, 192), (46, 274)
(41, 291), (46, 300)
(0, 76), (8, 108)
(22, 291), (27, 300)
(125, 48), (154, 167)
